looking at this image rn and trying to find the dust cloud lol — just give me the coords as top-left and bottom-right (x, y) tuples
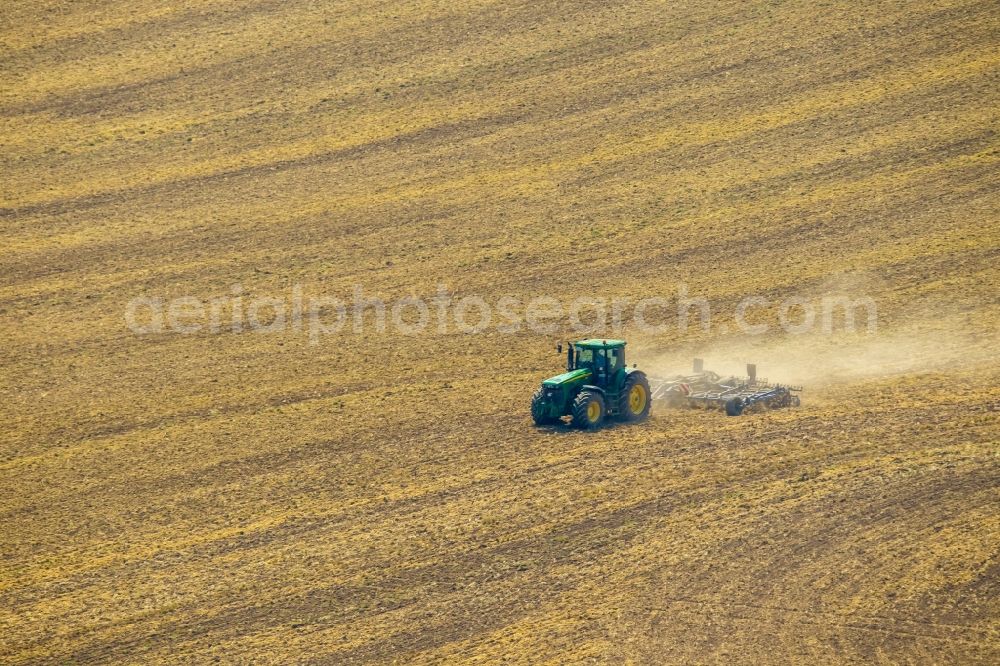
(636, 321), (993, 387)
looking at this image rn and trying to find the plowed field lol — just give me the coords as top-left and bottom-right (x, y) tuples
(2, 0), (998, 662)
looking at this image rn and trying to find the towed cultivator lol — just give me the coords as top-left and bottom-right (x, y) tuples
(649, 359), (801, 416)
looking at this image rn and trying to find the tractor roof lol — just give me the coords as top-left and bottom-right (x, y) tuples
(573, 338), (626, 349)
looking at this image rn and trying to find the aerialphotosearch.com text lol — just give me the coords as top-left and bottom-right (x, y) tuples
(124, 283), (878, 344)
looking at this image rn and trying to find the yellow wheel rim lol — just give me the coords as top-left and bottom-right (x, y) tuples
(587, 400), (601, 421)
(629, 384), (647, 413)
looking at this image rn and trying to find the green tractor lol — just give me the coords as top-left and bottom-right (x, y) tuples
(530, 339), (651, 430)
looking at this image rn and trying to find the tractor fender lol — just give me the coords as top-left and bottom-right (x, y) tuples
(577, 384), (606, 398)
(625, 368), (648, 381)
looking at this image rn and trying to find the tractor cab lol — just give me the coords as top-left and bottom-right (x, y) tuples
(568, 339), (626, 388)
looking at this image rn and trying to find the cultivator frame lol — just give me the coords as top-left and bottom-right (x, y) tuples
(649, 359), (801, 416)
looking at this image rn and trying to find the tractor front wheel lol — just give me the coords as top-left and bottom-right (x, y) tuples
(619, 373), (651, 422)
(572, 390), (606, 430)
(531, 388), (559, 425)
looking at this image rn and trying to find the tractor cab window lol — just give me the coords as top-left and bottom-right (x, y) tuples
(593, 349), (610, 378)
(575, 347), (622, 376)
(610, 347), (624, 372)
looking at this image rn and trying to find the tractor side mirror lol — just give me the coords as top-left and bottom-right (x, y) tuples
(557, 343), (562, 354)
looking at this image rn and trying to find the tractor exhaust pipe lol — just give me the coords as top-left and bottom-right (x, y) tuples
(567, 343), (574, 371)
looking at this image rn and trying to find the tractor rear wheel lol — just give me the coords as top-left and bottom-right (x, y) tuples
(572, 390), (605, 430)
(531, 388), (558, 425)
(619, 373), (651, 422)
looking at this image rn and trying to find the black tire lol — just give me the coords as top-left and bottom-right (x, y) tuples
(725, 397), (744, 416)
(571, 390), (605, 430)
(531, 388), (558, 425)
(619, 372), (652, 422)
